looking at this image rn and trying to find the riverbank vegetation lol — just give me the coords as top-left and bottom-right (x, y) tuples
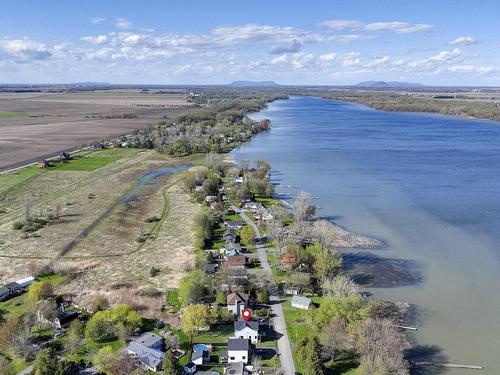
(307, 90), (500, 122)
(129, 93), (287, 156)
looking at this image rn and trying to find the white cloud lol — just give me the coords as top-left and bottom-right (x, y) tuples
(448, 64), (496, 74)
(319, 53), (338, 63)
(448, 36), (478, 46)
(0, 39), (52, 62)
(320, 19), (434, 34)
(269, 39), (302, 54)
(115, 17), (132, 29)
(89, 16), (106, 24)
(318, 19), (364, 31)
(81, 35), (108, 45)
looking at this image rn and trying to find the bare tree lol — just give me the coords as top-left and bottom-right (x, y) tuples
(355, 318), (410, 375)
(321, 275), (360, 298)
(320, 317), (353, 360)
(311, 220), (338, 251)
(23, 194), (33, 223)
(293, 191), (316, 222)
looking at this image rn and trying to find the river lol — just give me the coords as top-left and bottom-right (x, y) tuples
(232, 96), (500, 374)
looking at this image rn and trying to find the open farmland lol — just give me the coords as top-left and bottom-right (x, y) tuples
(0, 89), (194, 171)
(0, 148), (201, 316)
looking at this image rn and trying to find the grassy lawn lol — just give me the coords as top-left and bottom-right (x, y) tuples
(192, 324), (233, 344)
(256, 195), (281, 206)
(0, 166), (44, 195)
(50, 156), (119, 171)
(0, 274), (67, 318)
(0, 111), (25, 118)
(166, 289), (182, 310)
(66, 338), (123, 363)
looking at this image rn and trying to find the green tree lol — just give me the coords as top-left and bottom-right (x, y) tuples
(256, 288), (270, 304)
(315, 295), (368, 327)
(85, 305), (142, 342)
(181, 304), (210, 343)
(33, 348), (76, 375)
(215, 291), (226, 305)
(162, 350), (181, 375)
(308, 243), (342, 281)
(65, 319), (84, 353)
(27, 281), (53, 302)
(298, 337), (324, 375)
(93, 346), (114, 373)
(240, 224), (255, 245)
(178, 269), (208, 305)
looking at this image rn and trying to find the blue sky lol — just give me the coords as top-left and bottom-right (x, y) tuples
(1, 0), (499, 85)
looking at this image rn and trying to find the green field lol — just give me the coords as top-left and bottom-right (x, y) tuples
(51, 156), (119, 171)
(0, 166), (43, 194)
(0, 111), (25, 118)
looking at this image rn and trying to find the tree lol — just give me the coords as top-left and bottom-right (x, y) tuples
(298, 336), (324, 375)
(181, 304), (210, 342)
(240, 224), (255, 245)
(27, 281), (54, 302)
(0, 317), (31, 358)
(215, 291), (227, 305)
(85, 305), (142, 342)
(355, 318), (410, 375)
(93, 346), (114, 373)
(293, 191), (316, 222)
(308, 243), (342, 281)
(33, 348), (77, 375)
(257, 288), (270, 304)
(65, 319), (84, 353)
(321, 275), (359, 298)
(162, 350), (181, 375)
(320, 317), (352, 360)
(315, 295), (368, 327)
(178, 269), (208, 305)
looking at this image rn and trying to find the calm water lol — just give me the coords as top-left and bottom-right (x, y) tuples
(233, 96), (500, 373)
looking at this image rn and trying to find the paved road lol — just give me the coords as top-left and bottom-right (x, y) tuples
(232, 205), (296, 374)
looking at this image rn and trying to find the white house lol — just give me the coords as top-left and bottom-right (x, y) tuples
(234, 320), (260, 344)
(227, 292), (249, 316)
(291, 295), (312, 310)
(16, 276), (35, 288)
(191, 350), (210, 365)
(227, 338), (251, 364)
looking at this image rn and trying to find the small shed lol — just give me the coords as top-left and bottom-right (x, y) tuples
(36, 160), (49, 168)
(16, 276), (35, 288)
(291, 295), (312, 310)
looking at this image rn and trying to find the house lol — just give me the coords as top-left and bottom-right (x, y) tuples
(210, 201), (219, 210)
(225, 221), (244, 229)
(291, 295), (312, 310)
(127, 341), (165, 372)
(224, 243), (242, 254)
(36, 160), (49, 168)
(234, 320), (260, 344)
(227, 292), (249, 316)
(223, 229), (237, 243)
(54, 310), (79, 329)
(227, 256), (248, 269)
(93, 143), (106, 150)
(133, 332), (164, 351)
(227, 338), (251, 364)
(225, 362), (248, 375)
(16, 276), (35, 288)
(197, 372), (219, 375)
(0, 282), (23, 302)
(191, 350), (210, 365)
(183, 362), (197, 374)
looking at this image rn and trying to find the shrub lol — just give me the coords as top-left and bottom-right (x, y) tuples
(150, 267), (160, 277)
(145, 216), (160, 223)
(12, 221), (23, 230)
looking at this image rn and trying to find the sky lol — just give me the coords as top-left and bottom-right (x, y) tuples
(0, 0), (499, 85)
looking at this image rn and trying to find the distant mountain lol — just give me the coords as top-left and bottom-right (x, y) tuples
(354, 81), (423, 88)
(230, 80), (280, 87)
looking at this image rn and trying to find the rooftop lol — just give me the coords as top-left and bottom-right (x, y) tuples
(132, 332), (163, 348)
(234, 320), (259, 332)
(291, 295), (311, 306)
(227, 291), (249, 305)
(227, 338), (250, 351)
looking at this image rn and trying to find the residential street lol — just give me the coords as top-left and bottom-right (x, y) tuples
(233, 205), (296, 375)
